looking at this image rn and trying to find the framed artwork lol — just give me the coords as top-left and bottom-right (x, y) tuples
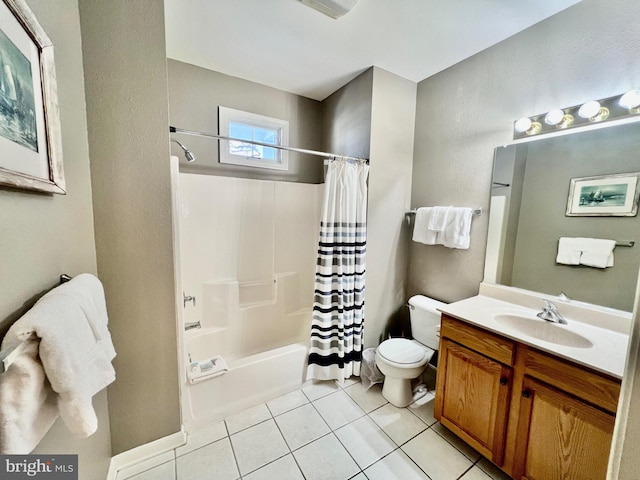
(566, 172), (640, 217)
(0, 0), (65, 194)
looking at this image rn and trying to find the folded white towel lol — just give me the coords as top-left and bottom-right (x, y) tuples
(412, 207), (439, 245)
(427, 206), (450, 232)
(0, 274), (116, 453)
(556, 237), (582, 265)
(580, 238), (615, 268)
(556, 237), (615, 269)
(412, 207), (473, 249)
(441, 207), (473, 249)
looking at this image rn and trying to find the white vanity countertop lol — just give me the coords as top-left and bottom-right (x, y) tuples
(438, 294), (630, 380)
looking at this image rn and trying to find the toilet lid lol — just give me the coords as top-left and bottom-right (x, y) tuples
(378, 338), (427, 364)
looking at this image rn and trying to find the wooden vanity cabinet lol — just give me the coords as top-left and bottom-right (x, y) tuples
(435, 314), (621, 480)
(434, 317), (515, 465)
(511, 347), (619, 480)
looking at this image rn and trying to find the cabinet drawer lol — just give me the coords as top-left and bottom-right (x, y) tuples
(523, 347), (620, 414)
(440, 315), (515, 366)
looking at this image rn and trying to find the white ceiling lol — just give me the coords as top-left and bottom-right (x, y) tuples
(164, 0), (582, 101)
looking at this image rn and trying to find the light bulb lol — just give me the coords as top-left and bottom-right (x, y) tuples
(578, 101), (602, 119)
(620, 90), (640, 109)
(514, 117), (532, 133)
(544, 110), (565, 126)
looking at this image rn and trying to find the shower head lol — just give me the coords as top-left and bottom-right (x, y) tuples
(171, 138), (196, 163)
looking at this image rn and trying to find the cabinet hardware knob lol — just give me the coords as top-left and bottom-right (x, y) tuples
(500, 377), (508, 386)
(522, 389), (531, 398)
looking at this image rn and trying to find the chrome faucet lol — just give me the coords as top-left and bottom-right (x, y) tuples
(537, 300), (567, 325)
(184, 321), (201, 331)
(183, 292), (196, 308)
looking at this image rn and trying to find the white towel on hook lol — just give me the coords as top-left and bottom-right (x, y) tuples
(0, 274), (116, 453)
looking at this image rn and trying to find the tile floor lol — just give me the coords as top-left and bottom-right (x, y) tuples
(119, 379), (512, 480)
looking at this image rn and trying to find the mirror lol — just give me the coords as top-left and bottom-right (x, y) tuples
(485, 122), (640, 312)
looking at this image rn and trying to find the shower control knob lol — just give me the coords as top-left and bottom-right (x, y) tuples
(183, 293), (196, 308)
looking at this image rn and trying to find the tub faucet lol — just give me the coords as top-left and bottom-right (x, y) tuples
(185, 321), (201, 331)
(183, 292), (196, 308)
(537, 300), (567, 325)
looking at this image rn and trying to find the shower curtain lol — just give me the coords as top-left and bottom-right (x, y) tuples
(307, 158), (369, 382)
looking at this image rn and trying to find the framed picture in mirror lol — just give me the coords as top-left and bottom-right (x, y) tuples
(0, 0), (65, 194)
(566, 172), (640, 217)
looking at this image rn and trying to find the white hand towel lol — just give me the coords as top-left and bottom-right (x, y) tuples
(427, 206), (451, 232)
(0, 274), (116, 452)
(580, 238), (616, 268)
(0, 339), (58, 454)
(441, 207), (473, 249)
(556, 237), (582, 265)
(412, 207), (438, 244)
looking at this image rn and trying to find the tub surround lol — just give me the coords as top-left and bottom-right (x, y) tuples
(438, 283), (631, 379)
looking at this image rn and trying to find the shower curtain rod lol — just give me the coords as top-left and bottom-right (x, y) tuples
(170, 126), (369, 164)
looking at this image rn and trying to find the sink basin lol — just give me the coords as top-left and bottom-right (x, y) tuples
(494, 314), (593, 348)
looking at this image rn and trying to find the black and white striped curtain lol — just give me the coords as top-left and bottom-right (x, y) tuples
(307, 158), (369, 382)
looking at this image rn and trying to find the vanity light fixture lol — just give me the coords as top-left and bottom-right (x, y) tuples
(513, 89), (640, 140)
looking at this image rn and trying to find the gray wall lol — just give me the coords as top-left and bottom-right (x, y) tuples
(79, 0), (181, 454)
(366, 68), (416, 347)
(168, 60), (324, 184)
(0, 0), (110, 477)
(322, 67), (417, 347)
(409, 0), (640, 304)
(507, 124), (640, 311)
(322, 69), (373, 160)
(408, 0), (640, 474)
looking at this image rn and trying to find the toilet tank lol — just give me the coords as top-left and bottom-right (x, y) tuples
(408, 295), (446, 350)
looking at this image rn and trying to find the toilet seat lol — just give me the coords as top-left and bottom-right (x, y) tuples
(377, 338), (428, 366)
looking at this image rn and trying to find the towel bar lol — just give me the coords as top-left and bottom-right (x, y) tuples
(0, 333), (36, 374)
(405, 207), (482, 217)
(616, 240), (635, 247)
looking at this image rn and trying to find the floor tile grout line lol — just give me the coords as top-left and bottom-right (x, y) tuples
(456, 462), (477, 480)
(225, 431), (243, 479)
(236, 451), (292, 479)
(430, 424), (482, 462)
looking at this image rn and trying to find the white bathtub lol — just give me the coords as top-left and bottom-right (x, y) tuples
(182, 309), (310, 429)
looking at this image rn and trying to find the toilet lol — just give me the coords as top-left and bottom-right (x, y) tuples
(375, 295), (445, 407)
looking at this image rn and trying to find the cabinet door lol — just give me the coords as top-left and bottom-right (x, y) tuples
(435, 338), (512, 465)
(513, 377), (615, 480)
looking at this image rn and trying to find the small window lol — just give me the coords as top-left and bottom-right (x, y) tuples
(219, 107), (289, 170)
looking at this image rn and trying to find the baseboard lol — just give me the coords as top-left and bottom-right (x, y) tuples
(106, 430), (187, 480)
